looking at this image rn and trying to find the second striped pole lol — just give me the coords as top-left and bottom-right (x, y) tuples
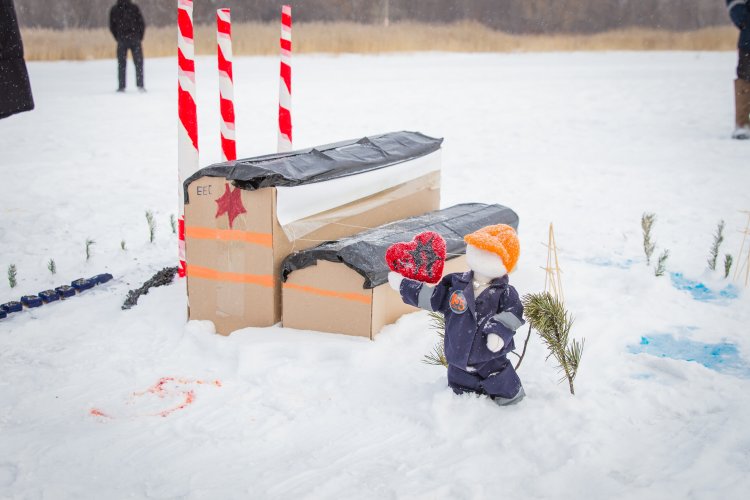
(217, 8), (236, 162)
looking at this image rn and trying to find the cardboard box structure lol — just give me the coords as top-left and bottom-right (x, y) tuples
(281, 203), (520, 339)
(182, 131), (442, 335)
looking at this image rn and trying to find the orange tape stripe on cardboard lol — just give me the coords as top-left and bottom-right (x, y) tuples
(185, 226), (273, 247)
(283, 282), (372, 305)
(187, 265), (274, 287)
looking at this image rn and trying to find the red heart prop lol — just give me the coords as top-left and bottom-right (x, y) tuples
(386, 231), (446, 284)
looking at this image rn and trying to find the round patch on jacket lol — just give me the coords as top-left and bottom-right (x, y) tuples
(449, 290), (468, 314)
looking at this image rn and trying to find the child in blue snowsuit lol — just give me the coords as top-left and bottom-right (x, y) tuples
(389, 224), (525, 405)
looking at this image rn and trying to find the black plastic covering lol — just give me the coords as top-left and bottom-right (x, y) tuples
(184, 131), (443, 203)
(281, 203), (520, 289)
(122, 267), (179, 310)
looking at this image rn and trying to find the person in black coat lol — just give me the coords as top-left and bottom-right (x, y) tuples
(109, 0), (145, 91)
(0, 0), (34, 119)
(727, 0), (750, 139)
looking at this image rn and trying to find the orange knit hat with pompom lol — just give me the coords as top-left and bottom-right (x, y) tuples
(464, 224), (520, 273)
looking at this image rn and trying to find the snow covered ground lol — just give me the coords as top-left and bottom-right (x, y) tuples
(1, 52), (749, 499)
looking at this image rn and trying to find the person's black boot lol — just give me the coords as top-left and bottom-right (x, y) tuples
(733, 79), (750, 140)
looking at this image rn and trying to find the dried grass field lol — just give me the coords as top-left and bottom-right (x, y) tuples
(21, 21), (738, 61)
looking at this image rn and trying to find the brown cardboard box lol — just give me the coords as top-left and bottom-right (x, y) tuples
(282, 256), (467, 339)
(183, 132), (443, 335)
(280, 203), (520, 339)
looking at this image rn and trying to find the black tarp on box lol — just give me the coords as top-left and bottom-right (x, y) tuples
(282, 203), (520, 289)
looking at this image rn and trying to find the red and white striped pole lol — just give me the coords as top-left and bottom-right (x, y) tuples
(217, 8), (236, 162)
(177, 0), (198, 277)
(277, 5), (293, 153)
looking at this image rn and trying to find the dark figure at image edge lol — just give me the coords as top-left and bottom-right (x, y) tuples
(0, 0), (34, 119)
(110, 0), (145, 91)
(728, 0), (750, 138)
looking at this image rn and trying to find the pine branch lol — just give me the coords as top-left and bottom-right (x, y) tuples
(85, 238), (95, 261)
(641, 213), (656, 265)
(428, 311), (445, 336)
(47, 259), (56, 275)
(423, 311), (448, 368)
(7, 264), (17, 289)
(423, 344), (448, 367)
(522, 292), (583, 395)
(654, 249), (669, 277)
(145, 210), (156, 243)
(724, 254), (733, 279)
(707, 220), (725, 271)
(565, 338), (585, 394)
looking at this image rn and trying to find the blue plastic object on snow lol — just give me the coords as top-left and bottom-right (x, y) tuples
(585, 257), (635, 269)
(92, 273), (113, 285)
(629, 334), (750, 378)
(0, 273), (115, 320)
(55, 285), (76, 298)
(71, 278), (95, 292)
(38, 290), (60, 303)
(1, 301), (23, 314)
(21, 295), (43, 308)
(670, 273), (739, 302)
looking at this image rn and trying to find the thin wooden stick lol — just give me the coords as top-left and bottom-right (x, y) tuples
(514, 324), (532, 370)
(542, 223), (564, 303)
(733, 212), (750, 282)
(551, 224), (564, 303)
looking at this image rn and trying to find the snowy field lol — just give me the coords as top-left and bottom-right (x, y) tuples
(1, 52), (750, 499)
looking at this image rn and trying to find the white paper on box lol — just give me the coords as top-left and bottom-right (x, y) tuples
(275, 150), (441, 236)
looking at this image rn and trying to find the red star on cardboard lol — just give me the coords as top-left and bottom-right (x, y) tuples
(215, 183), (246, 228)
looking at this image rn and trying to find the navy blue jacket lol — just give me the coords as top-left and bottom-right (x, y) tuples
(400, 272), (524, 369)
(728, 0), (750, 50)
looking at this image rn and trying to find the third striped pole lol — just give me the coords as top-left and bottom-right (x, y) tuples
(277, 5), (292, 153)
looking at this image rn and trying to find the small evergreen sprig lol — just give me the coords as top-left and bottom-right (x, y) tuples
(48, 259), (56, 274)
(8, 264), (17, 288)
(85, 238), (95, 261)
(423, 311), (447, 367)
(724, 254), (733, 279)
(522, 292), (583, 395)
(707, 220), (725, 271)
(641, 213), (656, 265)
(655, 249), (669, 277)
(145, 210), (156, 243)
(170, 214), (177, 235)
(121, 240), (127, 251)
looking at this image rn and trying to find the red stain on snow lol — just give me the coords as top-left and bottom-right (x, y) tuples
(89, 408), (111, 418)
(133, 377), (223, 398)
(157, 389), (196, 418)
(90, 376), (222, 420)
